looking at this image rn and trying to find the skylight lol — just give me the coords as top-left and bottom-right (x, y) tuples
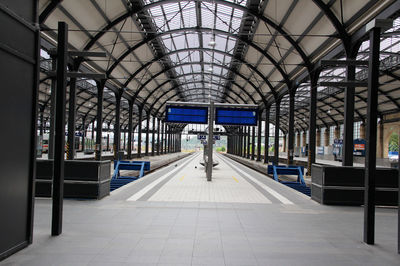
(144, 0), (248, 102)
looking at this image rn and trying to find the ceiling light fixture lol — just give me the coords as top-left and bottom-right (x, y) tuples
(208, 38), (216, 48)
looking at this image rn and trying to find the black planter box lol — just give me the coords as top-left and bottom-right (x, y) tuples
(311, 164), (398, 206)
(35, 160), (111, 199)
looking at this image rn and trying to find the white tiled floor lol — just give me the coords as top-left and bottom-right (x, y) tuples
(147, 153), (271, 204)
(2, 152), (399, 266)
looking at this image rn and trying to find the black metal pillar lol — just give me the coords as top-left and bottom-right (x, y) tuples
(238, 127), (242, 156)
(247, 126), (251, 159)
(137, 107), (143, 158)
(227, 136), (231, 154)
(160, 121), (164, 154)
(343, 54), (357, 166)
(113, 92), (121, 160)
(151, 116), (156, 156)
(39, 108), (44, 137)
(95, 80), (105, 161)
(364, 24), (381, 245)
(66, 70), (77, 160)
(307, 73), (319, 175)
(174, 134), (177, 153)
(170, 130), (175, 153)
(274, 101), (280, 165)
(106, 132), (110, 151)
(145, 112), (150, 156)
(229, 135), (232, 154)
(264, 108), (270, 164)
(52, 21), (67, 236)
(257, 110), (262, 161)
(81, 116), (86, 152)
(164, 123), (168, 154)
(288, 90), (295, 165)
(91, 121), (94, 140)
(167, 125), (170, 153)
(175, 133), (179, 152)
(235, 130), (238, 155)
(173, 133), (176, 153)
(229, 136), (235, 154)
(127, 102), (133, 159)
(157, 118), (161, 155)
(243, 127), (247, 157)
(123, 127), (126, 151)
(251, 126), (255, 160)
(48, 56), (56, 159)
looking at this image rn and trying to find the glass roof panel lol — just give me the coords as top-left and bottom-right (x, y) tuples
(145, 0), (248, 102)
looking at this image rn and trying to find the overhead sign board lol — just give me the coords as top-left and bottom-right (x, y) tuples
(166, 105), (208, 124)
(197, 135), (206, 140)
(215, 108), (258, 126)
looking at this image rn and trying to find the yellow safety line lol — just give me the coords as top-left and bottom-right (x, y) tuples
(180, 175), (185, 181)
(232, 176), (239, 183)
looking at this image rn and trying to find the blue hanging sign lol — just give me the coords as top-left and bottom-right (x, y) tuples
(165, 105), (208, 124)
(215, 108), (258, 126)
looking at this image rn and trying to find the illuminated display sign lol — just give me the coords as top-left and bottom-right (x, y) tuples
(166, 105), (208, 124)
(215, 108), (258, 126)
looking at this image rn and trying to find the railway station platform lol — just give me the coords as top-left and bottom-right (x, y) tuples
(1, 152), (398, 266)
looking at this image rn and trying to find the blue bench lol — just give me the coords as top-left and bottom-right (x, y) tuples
(110, 161), (151, 191)
(268, 165), (310, 196)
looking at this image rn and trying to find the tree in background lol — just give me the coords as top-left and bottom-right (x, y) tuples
(388, 132), (399, 152)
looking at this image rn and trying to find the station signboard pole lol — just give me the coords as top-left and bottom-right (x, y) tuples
(207, 101), (214, 181)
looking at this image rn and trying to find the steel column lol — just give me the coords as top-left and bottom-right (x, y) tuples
(91, 121), (94, 140)
(94, 80), (104, 161)
(113, 92), (121, 160)
(343, 55), (356, 166)
(127, 102), (133, 159)
(274, 101), (280, 165)
(167, 125), (170, 153)
(66, 74), (77, 160)
(52, 22), (67, 236)
(81, 117), (86, 152)
(123, 129), (126, 150)
(160, 121), (164, 154)
(171, 132), (173, 153)
(39, 109), (44, 137)
(233, 134), (236, 155)
(151, 116), (156, 156)
(251, 126), (255, 160)
(106, 133), (110, 151)
(288, 91), (295, 165)
(264, 108), (270, 164)
(207, 101), (214, 181)
(145, 112), (150, 156)
(137, 107), (143, 158)
(239, 127), (242, 156)
(48, 57), (56, 159)
(227, 136), (231, 154)
(157, 118), (161, 155)
(257, 111), (262, 161)
(243, 127), (247, 157)
(235, 129), (238, 155)
(247, 126), (251, 159)
(307, 73), (319, 175)
(363, 25), (381, 245)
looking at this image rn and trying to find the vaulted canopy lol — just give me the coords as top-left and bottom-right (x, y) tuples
(38, 0), (400, 131)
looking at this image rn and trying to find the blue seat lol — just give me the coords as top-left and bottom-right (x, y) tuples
(270, 165), (310, 196)
(110, 160), (151, 191)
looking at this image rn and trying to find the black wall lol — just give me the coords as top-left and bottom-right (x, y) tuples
(0, 0), (38, 260)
